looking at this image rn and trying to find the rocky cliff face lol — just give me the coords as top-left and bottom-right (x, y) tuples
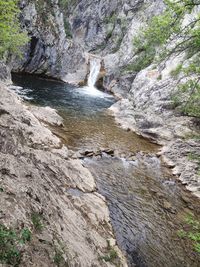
(11, 0), (85, 80)
(12, 0), (164, 84)
(0, 62), (11, 84)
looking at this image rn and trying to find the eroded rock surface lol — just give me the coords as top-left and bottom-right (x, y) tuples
(28, 106), (64, 127)
(11, 0), (164, 84)
(109, 55), (200, 198)
(0, 61), (11, 84)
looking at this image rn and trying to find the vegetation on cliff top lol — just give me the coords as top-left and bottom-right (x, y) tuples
(0, 0), (28, 59)
(132, 0), (200, 118)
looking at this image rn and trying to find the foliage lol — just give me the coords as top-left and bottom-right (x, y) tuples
(184, 133), (200, 140)
(188, 152), (200, 161)
(63, 20), (72, 39)
(112, 35), (124, 53)
(0, 0), (29, 58)
(100, 249), (118, 263)
(31, 212), (44, 232)
(177, 213), (200, 253)
(132, 3), (181, 71)
(132, 0), (200, 118)
(170, 64), (183, 77)
(100, 240), (118, 263)
(133, 0), (200, 60)
(187, 152), (200, 175)
(53, 241), (69, 267)
(0, 224), (31, 266)
(171, 56), (200, 117)
(53, 249), (67, 267)
(175, 79), (200, 117)
(20, 228), (31, 243)
(58, 0), (77, 10)
(104, 13), (117, 25)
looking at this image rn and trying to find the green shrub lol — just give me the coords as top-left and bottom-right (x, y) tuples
(64, 20), (72, 38)
(177, 213), (200, 253)
(20, 228), (31, 243)
(58, 0), (77, 10)
(31, 212), (44, 232)
(53, 249), (65, 266)
(100, 240), (119, 263)
(100, 248), (118, 263)
(104, 13), (117, 25)
(170, 64), (183, 77)
(187, 152), (200, 175)
(0, 224), (31, 266)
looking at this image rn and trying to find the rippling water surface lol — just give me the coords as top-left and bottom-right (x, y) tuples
(84, 156), (200, 267)
(12, 74), (200, 267)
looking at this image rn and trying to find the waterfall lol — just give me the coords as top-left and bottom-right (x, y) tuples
(88, 58), (101, 89)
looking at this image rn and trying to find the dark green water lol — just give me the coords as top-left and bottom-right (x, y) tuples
(12, 73), (114, 114)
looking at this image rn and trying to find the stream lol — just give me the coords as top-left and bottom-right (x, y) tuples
(11, 73), (200, 267)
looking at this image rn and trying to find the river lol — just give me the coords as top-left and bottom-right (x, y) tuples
(11, 73), (200, 267)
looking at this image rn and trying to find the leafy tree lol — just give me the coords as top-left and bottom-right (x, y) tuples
(0, 0), (29, 59)
(132, 0), (200, 118)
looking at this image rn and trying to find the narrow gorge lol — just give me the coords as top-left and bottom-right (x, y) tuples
(0, 0), (200, 267)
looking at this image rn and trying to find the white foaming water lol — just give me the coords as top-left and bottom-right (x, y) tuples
(88, 58), (101, 89)
(9, 85), (34, 100)
(75, 85), (112, 98)
(74, 57), (107, 98)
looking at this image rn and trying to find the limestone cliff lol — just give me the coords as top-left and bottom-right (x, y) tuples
(11, 0), (164, 83)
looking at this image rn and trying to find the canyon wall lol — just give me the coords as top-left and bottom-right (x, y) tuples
(10, 0), (200, 213)
(12, 0), (164, 83)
